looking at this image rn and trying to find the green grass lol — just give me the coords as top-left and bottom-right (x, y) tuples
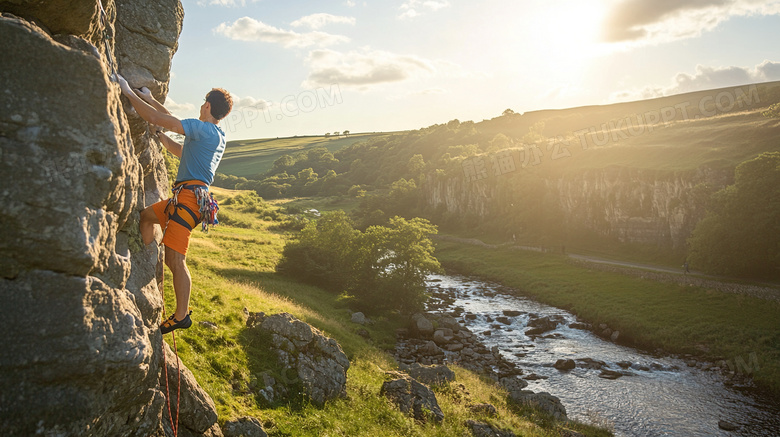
(434, 239), (780, 394)
(220, 133), (390, 178)
(160, 190), (611, 436)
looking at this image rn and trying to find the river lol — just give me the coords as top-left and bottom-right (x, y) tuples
(426, 274), (780, 437)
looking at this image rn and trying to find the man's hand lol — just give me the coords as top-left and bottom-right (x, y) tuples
(116, 74), (133, 96)
(136, 86), (154, 103)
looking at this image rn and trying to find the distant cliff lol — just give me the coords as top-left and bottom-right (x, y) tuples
(0, 1), (221, 436)
(423, 164), (732, 250)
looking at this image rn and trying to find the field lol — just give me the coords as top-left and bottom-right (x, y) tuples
(165, 187), (610, 436)
(219, 133), (392, 178)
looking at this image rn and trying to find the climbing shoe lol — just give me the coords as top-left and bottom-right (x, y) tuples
(160, 311), (192, 334)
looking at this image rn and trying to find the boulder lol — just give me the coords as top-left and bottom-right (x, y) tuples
(554, 359), (576, 371)
(598, 369), (623, 380)
(433, 328), (455, 345)
(161, 343), (220, 437)
(223, 417), (268, 437)
(507, 390), (567, 419)
(403, 363), (455, 386)
(496, 316), (512, 325)
(257, 313), (350, 407)
(438, 316), (461, 332)
(502, 310), (523, 317)
(466, 420), (516, 437)
(610, 330), (620, 342)
(381, 375), (444, 423)
(351, 311), (367, 325)
(411, 313), (434, 336)
(468, 403), (498, 416)
(525, 316), (559, 335)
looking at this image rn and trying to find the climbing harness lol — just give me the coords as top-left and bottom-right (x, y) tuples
(96, 0), (118, 82)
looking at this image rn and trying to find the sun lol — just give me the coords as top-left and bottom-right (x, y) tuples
(532, 0), (609, 69)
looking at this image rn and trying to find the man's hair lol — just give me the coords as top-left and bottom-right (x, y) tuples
(206, 88), (233, 121)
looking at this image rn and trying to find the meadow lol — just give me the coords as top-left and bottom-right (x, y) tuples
(219, 133), (390, 178)
(163, 187), (610, 436)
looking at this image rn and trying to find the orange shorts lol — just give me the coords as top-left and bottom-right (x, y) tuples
(152, 180), (207, 256)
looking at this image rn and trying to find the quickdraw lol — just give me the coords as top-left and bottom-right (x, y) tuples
(97, 0), (118, 82)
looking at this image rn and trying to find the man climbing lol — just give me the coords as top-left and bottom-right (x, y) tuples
(117, 74), (233, 334)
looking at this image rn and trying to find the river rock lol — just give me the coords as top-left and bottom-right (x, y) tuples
(500, 376), (529, 392)
(598, 369), (623, 380)
(403, 363), (456, 386)
(718, 420), (739, 431)
(222, 416), (267, 437)
(496, 316), (512, 325)
(257, 313), (350, 407)
(502, 310), (523, 317)
(438, 316), (461, 332)
(577, 358), (607, 370)
(381, 375), (444, 423)
(464, 313), (478, 320)
(569, 322), (590, 330)
(433, 328), (455, 345)
(525, 316), (559, 335)
(412, 313), (434, 336)
(554, 359), (576, 371)
(610, 330), (620, 342)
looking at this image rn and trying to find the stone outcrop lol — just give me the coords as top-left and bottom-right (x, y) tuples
(466, 420), (516, 437)
(222, 417), (268, 437)
(248, 312), (350, 407)
(0, 2), (219, 436)
(381, 373), (445, 423)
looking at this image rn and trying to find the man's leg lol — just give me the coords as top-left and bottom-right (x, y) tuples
(165, 246), (191, 321)
(140, 206), (160, 246)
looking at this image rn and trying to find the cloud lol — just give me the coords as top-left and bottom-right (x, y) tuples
(302, 48), (438, 89)
(601, 0), (780, 46)
(344, 0), (356, 6)
(215, 17), (349, 48)
(164, 97), (196, 116)
(399, 0), (451, 19)
(291, 13), (356, 29)
(611, 59), (780, 101)
(231, 94), (271, 110)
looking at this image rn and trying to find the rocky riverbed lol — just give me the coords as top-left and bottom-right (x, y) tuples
(396, 275), (780, 437)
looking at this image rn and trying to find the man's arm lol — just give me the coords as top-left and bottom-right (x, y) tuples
(156, 131), (183, 158)
(135, 87), (171, 116)
(117, 75), (184, 135)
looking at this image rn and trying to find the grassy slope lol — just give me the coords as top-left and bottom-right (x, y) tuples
(434, 239), (780, 394)
(220, 133), (390, 178)
(163, 188), (609, 436)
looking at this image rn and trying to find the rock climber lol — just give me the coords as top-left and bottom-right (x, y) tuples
(117, 74), (233, 334)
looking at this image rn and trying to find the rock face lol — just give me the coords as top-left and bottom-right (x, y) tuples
(222, 417), (268, 437)
(0, 2), (217, 436)
(422, 162), (730, 249)
(254, 312), (350, 407)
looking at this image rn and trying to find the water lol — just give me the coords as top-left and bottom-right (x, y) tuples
(426, 275), (780, 437)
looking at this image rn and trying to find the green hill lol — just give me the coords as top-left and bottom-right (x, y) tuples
(220, 133), (394, 178)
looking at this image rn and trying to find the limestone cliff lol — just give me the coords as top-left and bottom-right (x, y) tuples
(423, 165), (731, 249)
(0, 1), (220, 436)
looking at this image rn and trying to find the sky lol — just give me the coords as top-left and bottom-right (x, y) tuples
(165, 0), (780, 141)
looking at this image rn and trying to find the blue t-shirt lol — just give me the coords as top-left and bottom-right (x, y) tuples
(175, 119), (226, 186)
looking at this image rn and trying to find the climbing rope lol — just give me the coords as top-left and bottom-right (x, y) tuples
(97, 0), (118, 82)
(157, 228), (182, 437)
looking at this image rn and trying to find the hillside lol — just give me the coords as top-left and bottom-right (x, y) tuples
(220, 133), (393, 178)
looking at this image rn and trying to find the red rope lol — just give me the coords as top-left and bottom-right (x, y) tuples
(159, 244), (181, 437)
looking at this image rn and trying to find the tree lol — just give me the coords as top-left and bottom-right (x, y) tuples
(343, 130), (350, 136)
(502, 108), (515, 116)
(325, 132), (331, 138)
(687, 152), (780, 278)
